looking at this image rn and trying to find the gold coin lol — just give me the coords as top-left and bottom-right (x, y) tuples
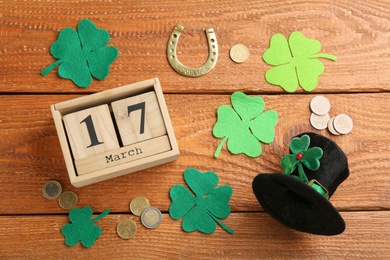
(141, 207), (162, 229)
(42, 180), (62, 200)
(130, 196), (150, 216)
(117, 219), (137, 239)
(59, 191), (78, 210)
(230, 44), (249, 63)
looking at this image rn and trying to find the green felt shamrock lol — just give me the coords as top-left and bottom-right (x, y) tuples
(263, 31), (337, 92)
(61, 206), (110, 248)
(169, 168), (234, 234)
(41, 19), (118, 88)
(213, 92), (278, 158)
(280, 134), (323, 183)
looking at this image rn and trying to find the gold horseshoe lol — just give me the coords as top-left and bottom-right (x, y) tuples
(167, 24), (218, 77)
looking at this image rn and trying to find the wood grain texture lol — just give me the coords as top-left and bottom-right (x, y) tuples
(1, 0), (390, 93)
(1, 0), (390, 258)
(0, 212), (389, 259)
(0, 93), (389, 215)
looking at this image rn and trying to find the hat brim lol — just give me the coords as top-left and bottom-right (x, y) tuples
(253, 173), (345, 235)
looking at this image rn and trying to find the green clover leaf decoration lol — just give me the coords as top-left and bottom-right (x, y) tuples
(169, 168), (234, 234)
(41, 19), (118, 88)
(213, 92), (278, 158)
(263, 31), (337, 92)
(61, 206), (110, 248)
(280, 134), (323, 183)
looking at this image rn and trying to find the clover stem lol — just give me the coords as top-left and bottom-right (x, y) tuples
(208, 212), (234, 234)
(297, 164), (308, 183)
(309, 53), (337, 61)
(92, 208), (110, 223)
(41, 59), (63, 76)
(214, 136), (228, 158)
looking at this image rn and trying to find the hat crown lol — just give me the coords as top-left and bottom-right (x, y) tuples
(292, 132), (349, 197)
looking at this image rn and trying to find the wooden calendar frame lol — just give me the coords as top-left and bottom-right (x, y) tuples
(51, 78), (180, 187)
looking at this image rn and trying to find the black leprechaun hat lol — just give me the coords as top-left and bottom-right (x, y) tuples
(252, 132), (349, 235)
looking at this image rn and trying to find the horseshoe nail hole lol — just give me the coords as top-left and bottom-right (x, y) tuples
(170, 49), (174, 52)
(213, 52), (216, 56)
(210, 59), (214, 62)
(210, 38), (215, 43)
(171, 55), (175, 59)
(171, 41), (175, 44)
(212, 45), (216, 49)
(173, 34), (177, 38)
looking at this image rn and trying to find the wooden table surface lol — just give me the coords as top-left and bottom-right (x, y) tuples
(1, 0), (390, 258)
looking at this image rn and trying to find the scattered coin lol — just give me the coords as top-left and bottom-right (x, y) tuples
(333, 113), (353, 134)
(117, 219), (137, 239)
(310, 96), (331, 115)
(59, 191), (78, 210)
(230, 44), (249, 63)
(130, 196), (150, 216)
(327, 117), (340, 136)
(141, 207), (162, 229)
(310, 113), (330, 130)
(42, 180), (62, 200)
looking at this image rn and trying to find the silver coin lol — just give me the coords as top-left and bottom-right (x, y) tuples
(140, 207), (162, 229)
(310, 113), (330, 130)
(310, 96), (331, 115)
(42, 180), (62, 200)
(230, 44), (249, 63)
(333, 113), (353, 134)
(327, 117), (341, 136)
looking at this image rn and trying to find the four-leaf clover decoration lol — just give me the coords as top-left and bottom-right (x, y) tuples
(213, 92), (278, 158)
(169, 168), (234, 234)
(41, 19), (118, 88)
(61, 206), (110, 248)
(280, 134), (323, 183)
(263, 31), (337, 92)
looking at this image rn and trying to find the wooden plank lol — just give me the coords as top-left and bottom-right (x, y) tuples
(1, 0), (390, 93)
(0, 211), (389, 258)
(0, 93), (389, 214)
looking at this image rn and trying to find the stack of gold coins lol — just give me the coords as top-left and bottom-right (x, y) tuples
(117, 196), (163, 239)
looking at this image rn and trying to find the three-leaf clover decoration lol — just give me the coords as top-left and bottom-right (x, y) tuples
(280, 134), (323, 183)
(41, 19), (118, 88)
(169, 168), (234, 234)
(213, 92), (278, 158)
(61, 206), (110, 248)
(263, 31), (337, 92)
